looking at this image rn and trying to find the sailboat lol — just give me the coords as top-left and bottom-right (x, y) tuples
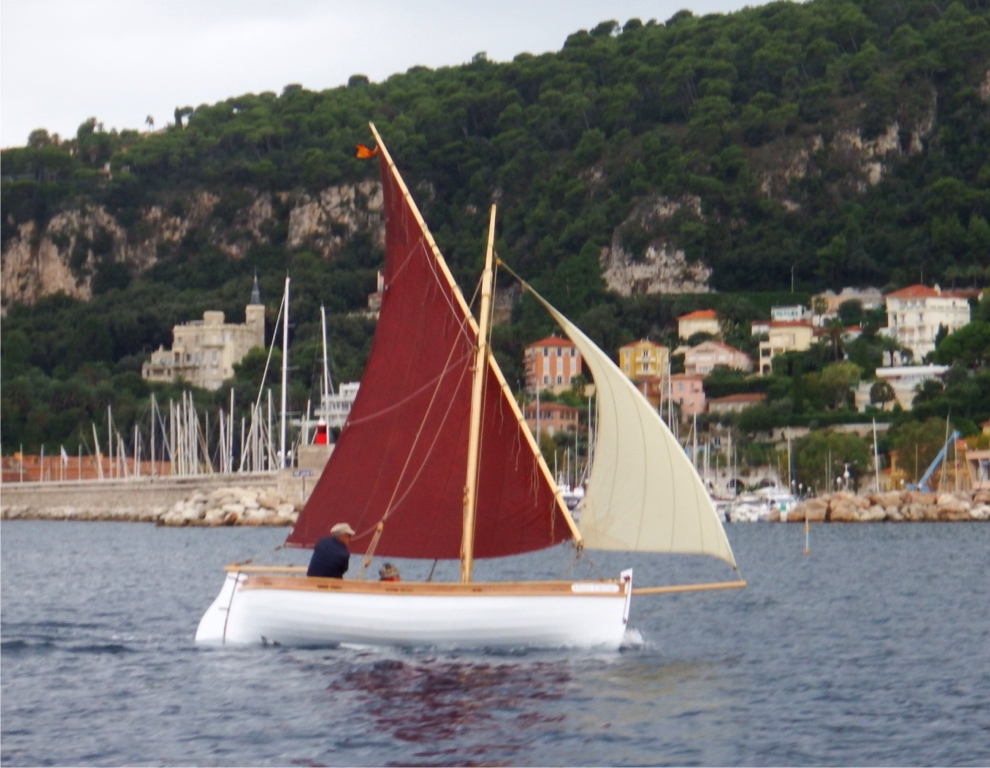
(195, 125), (743, 649)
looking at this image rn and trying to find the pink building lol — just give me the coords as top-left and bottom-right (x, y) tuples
(669, 373), (706, 416)
(683, 340), (753, 376)
(522, 402), (579, 437)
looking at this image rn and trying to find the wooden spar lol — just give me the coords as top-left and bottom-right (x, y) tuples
(632, 580), (747, 596)
(461, 205), (497, 584)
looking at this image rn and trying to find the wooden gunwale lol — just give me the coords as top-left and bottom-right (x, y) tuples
(224, 566), (746, 597)
(236, 573), (627, 597)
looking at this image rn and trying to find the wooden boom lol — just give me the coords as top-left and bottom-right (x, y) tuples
(632, 580), (747, 595)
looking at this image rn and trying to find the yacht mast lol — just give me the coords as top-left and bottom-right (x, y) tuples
(280, 276), (290, 469)
(461, 205), (497, 583)
(320, 305), (332, 399)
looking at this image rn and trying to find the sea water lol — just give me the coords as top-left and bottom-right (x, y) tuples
(2, 521), (988, 766)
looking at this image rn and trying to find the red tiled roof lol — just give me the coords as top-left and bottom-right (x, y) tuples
(885, 285), (940, 299)
(709, 393), (767, 404)
(671, 373), (705, 381)
(678, 309), (718, 321)
(526, 336), (575, 348)
(769, 321), (813, 328)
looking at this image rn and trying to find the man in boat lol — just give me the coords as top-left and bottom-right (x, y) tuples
(306, 522), (355, 578)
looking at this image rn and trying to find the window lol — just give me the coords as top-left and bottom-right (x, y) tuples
(556, 375), (563, 385)
(556, 347), (562, 357)
(542, 375), (549, 385)
(542, 347), (548, 357)
(570, 348), (575, 357)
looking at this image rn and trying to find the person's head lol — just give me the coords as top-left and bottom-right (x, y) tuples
(330, 522), (355, 547)
(379, 563), (400, 581)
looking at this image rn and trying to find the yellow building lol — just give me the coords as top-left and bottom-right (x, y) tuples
(758, 321), (814, 375)
(618, 340), (669, 381)
(142, 278), (266, 391)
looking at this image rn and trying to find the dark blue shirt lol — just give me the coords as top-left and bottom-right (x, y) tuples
(307, 536), (350, 578)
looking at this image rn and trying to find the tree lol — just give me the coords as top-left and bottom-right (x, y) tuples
(811, 295), (829, 325)
(869, 380), (895, 410)
(837, 299), (864, 326)
(889, 418), (953, 485)
(824, 316), (846, 360)
(795, 430), (871, 494)
(819, 361), (862, 409)
(934, 322), (990, 369)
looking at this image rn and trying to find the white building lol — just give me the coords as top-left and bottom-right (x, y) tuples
(854, 365), (949, 411)
(884, 284), (971, 360)
(319, 382), (360, 429)
(142, 278), (265, 391)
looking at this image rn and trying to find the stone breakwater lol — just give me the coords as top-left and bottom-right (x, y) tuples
(789, 489), (990, 523)
(1, 485), (301, 527)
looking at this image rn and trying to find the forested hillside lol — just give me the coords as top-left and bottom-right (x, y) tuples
(2, 0), (989, 455)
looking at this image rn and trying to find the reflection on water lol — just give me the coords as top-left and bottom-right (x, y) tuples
(334, 655), (570, 764)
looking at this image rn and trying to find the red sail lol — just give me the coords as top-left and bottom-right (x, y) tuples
(285, 141), (571, 559)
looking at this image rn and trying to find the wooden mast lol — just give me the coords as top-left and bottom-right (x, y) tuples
(461, 205), (497, 583)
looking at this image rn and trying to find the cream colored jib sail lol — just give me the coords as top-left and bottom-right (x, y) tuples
(525, 287), (737, 569)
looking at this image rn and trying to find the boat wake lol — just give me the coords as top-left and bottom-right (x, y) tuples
(620, 628), (647, 649)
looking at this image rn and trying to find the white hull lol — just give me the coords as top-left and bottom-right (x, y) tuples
(196, 569), (633, 649)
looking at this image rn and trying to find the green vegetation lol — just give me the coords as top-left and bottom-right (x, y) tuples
(2, 0), (990, 458)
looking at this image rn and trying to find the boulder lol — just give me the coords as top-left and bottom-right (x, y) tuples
(863, 505), (886, 522)
(240, 509), (265, 526)
(870, 491), (903, 509)
(852, 495), (871, 511)
(907, 490), (936, 505)
(936, 494), (971, 521)
(792, 498), (828, 523)
(884, 505), (904, 522)
(973, 489), (990, 505)
(203, 508), (225, 526)
(829, 497), (862, 522)
(257, 492), (280, 510)
(969, 504), (990, 520)
(901, 503), (931, 521)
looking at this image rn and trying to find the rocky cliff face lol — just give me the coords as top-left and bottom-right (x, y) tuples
(597, 107), (938, 297)
(600, 194), (711, 295)
(0, 183), (384, 311)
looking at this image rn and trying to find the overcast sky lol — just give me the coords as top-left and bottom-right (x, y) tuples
(2, 0), (762, 149)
